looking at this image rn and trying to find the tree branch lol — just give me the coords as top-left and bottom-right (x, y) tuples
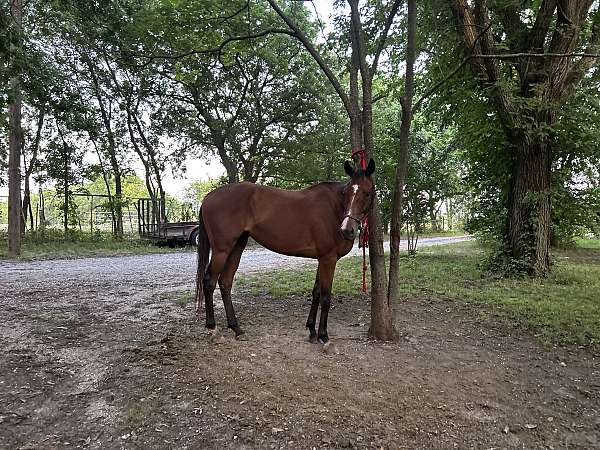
(124, 28), (294, 68)
(526, 0), (556, 51)
(265, 0), (352, 116)
(349, 0), (371, 88)
(370, 0), (403, 79)
(568, 3), (600, 86)
(414, 51), (600, 112)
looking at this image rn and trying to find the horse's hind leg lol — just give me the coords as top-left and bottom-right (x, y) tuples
(204, 248), (231, 330)
(218, 233), (248, 337)
(306, 269), (320, 343)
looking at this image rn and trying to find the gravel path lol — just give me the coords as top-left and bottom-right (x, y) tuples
(0, 236), (472, 287)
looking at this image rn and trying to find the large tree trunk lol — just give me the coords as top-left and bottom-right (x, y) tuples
(7, 0), (23, 256)
(447, 0), (600, 277)
(507, 136), (551, 275)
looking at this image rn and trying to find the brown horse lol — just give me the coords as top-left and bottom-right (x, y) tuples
(195, 159), (375, 343)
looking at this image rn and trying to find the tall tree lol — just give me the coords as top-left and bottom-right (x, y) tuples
(7, 0), (23, 256)
(135, 0), (321, 184)
(445, 0), (600, 275)
(265, 0), (407, 340)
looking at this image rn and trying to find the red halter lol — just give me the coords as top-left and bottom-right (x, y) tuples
(351, 148), (369, 293)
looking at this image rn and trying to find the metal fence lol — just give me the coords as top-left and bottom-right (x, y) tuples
(0, 192), (196, 235)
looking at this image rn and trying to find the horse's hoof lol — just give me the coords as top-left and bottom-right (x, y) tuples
(233, 327), (244, 337)
(209, 331), (226, 345)
(308, 335), (318, 344)
(322, 341), (339, 355)
(318, 336), (329, 344)
(232, 325), (245, 339)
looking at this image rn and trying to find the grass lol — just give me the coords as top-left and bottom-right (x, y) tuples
(0, 229), (189, 260)
(237, 239), (600, 350)
(156, 290), (194, 308)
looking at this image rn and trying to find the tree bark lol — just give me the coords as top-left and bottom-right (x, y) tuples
(507, 135), (552, 275)
(347, 0), (397, 341)
(7, 0), (23, 256)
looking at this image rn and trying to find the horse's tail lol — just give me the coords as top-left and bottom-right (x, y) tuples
(195, 206), (210, 316)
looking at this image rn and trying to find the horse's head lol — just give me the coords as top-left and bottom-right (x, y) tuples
(340, 158), (375, 241)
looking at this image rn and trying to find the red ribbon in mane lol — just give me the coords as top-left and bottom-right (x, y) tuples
(351, 147), (369, 293)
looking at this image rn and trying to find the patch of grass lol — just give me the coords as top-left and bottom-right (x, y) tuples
(157, 290), (194, 307)
(574, 237), (600, 249)
(0, 229), (189, 260)
(237, 240), (600, 349)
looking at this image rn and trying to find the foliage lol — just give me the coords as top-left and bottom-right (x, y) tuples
(183, 178), (226, 204)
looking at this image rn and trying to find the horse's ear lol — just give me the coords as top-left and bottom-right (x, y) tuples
(344, 160), (354, 177)
(365, 158), (375, 177)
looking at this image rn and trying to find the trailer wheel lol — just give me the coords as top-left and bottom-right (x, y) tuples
(189, 228), (200, 246)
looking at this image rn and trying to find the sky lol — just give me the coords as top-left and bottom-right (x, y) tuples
(1, 1), (335, 199)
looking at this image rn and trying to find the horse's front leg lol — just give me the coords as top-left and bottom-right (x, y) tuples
(317, 258), (336, 344)
(306, 269), (320, 343)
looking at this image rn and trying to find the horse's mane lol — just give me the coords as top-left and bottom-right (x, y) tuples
(304, 181), (346, 191)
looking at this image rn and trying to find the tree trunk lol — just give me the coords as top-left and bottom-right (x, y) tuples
(90, 137), (117, 233)
(347, 0), (398, 341)
(22, 105), (45, 233)
(507, 136), (551, 276)
(429, 206), (438, 232)
(113, 171), (124, 236)
(7, 0), (23, 256)
(22, 176), (30, 233)
(267, 0), (402, 341)
(38, 187), (46, 230)
(63, 141), (69, 233)
(388, 0), (416, 315)
(85, 56), (124, 237)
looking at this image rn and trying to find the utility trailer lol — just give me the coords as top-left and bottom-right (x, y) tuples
(137, 197), (200, 246)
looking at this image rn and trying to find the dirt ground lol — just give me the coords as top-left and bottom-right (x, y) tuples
(1, 245), (599, 449)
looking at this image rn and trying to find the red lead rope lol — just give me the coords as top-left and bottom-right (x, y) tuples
(351, 148), (369, 293)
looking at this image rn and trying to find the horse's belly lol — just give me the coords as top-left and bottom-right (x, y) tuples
(250, 228), (319, 259)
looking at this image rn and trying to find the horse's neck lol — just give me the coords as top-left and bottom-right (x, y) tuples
(323, 182), (347, 216)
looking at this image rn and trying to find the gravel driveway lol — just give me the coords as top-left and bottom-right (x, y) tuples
(0, 236), (472, 288)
